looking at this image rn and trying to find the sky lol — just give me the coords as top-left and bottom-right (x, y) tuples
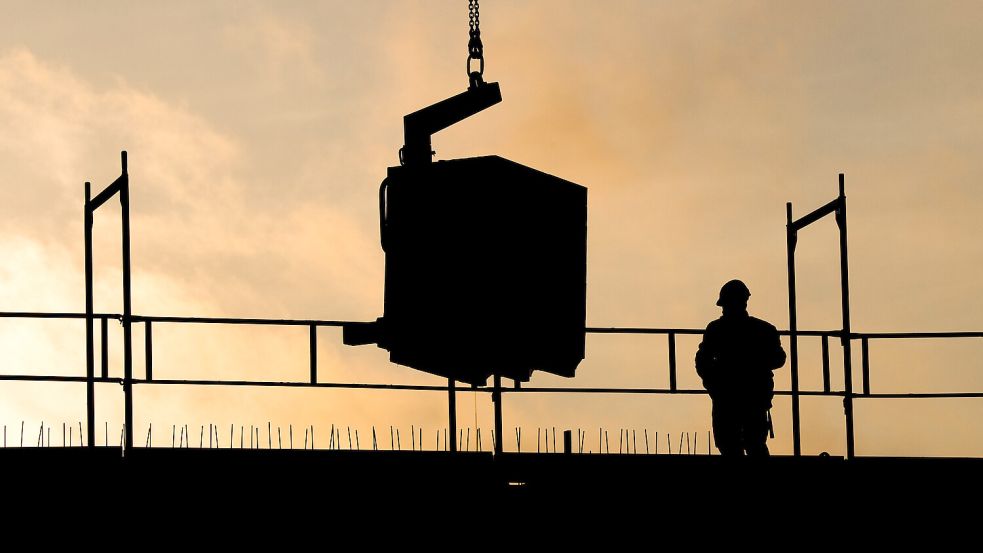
(1, 0), (982, 456)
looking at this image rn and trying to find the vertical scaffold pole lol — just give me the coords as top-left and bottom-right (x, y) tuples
(84, 182), (95, 448)
(120, 151), (134, 453)
(492, 374), (503, 455)
(786, 202), (801, 457)
(837, 174), (855, 460)
(448, 378), (457, 452)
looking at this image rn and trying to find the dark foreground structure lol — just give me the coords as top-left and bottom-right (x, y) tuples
(5, 448), (980, 521)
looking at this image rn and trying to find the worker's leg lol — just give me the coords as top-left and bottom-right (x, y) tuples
(741, 407), (770, 457)
(712, 399), (743, 456)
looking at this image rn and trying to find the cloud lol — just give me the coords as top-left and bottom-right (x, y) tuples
(220, 12), (325, 88)
(0, 47), (391, 436)
(0, 47), (382, 317)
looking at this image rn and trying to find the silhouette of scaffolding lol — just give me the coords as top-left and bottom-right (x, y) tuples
(1, 155), (982, 457)
(2, 310), (982, 456)
(786, 173), (853, 457)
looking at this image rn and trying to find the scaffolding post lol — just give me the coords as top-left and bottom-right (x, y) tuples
(101, 316), (109, 379)
(121, 151), (133, 453)
(84, 182), (95, 448)
(836, 174), (855, 459)
(448, 378), (457, 452)
(493, 374), (503, 455)
(309, 324), (317, 384)
(145, 320), (153, 381)
(786, 202), (801, 456)
(84, 150), (132, 453)
(667, 332), (677, 392)
(786, 173), (854, 459)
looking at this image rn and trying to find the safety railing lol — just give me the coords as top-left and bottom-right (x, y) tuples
(2, 310), (980, 458)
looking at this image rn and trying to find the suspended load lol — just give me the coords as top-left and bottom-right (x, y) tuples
(343, 3), (587, 386)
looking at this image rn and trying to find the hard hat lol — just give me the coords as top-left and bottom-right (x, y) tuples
(716, 279), (751, 306)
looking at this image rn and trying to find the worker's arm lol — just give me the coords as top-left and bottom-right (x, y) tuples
(695, 323), (718, 384)
(767, 324), (787, 371)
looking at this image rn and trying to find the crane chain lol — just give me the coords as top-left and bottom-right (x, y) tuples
(467, 0), (484, 88)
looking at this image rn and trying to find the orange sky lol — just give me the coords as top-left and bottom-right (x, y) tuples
(1, 1), (982, 456)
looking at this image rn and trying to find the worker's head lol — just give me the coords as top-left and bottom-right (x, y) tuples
(716, 279), (750, 314)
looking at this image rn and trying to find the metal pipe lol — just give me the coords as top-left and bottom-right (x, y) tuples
(7, 310), (978, 339)
(862, 337), (870, 396)
(791, 197), (841, 231)
(88, 175), (123, 211)
(121, 153), (133, 453)
(101, 317), (109, 379)
(145, 321), (153, 381)
(448, 378), (457, 452)
(822, 335), (831, 394)
(129, 315), (347, 327)
(0, 374), (908, 397)
(837, 174), (856, 460)
(668, 332), (677, 392)
(493, 374), (503, 455)
(84, 182), (95, 448)
(0, 311), (118, 319)
(309, 324), (317, 384)
(787, 201), (802, 456)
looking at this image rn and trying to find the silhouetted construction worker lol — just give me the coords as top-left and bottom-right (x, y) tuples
(695, 280), (786, 457)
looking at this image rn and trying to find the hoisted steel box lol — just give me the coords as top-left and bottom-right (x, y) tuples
(374, 156), (587, 385)
(343, 83), (587, 386)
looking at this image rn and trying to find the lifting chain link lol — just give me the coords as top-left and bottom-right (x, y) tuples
(467, 0), (484, 88)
